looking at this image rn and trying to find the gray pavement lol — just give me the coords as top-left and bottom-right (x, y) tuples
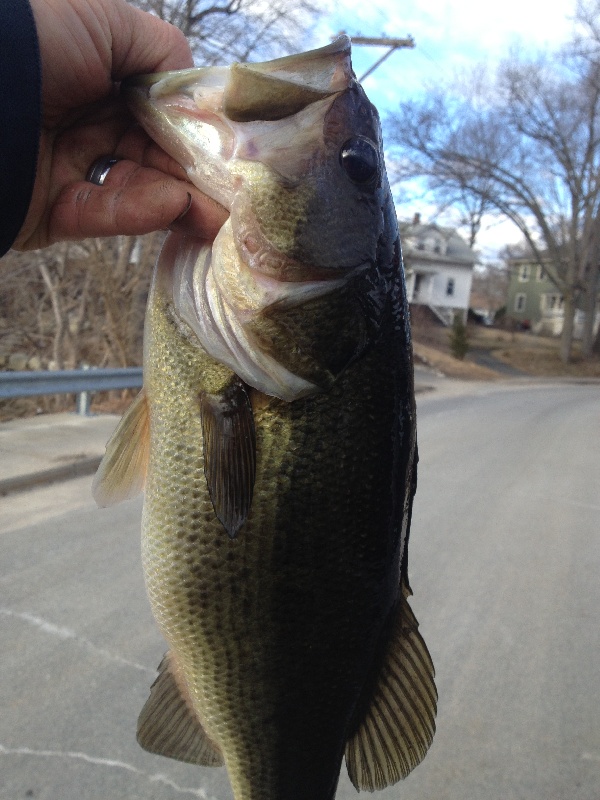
(0, 412), (119, 495)
(1, 378), (599, 800)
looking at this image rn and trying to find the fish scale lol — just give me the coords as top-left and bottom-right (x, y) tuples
(143, 295), (279, 797)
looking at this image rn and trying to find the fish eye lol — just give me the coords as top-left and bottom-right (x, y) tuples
(339, 137), (379, 186)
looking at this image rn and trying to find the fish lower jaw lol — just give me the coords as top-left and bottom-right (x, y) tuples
(232, 198), (363, 285)
(242, 244), (364, 285)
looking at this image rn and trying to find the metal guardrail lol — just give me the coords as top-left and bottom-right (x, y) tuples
(0, 367), (143, 414)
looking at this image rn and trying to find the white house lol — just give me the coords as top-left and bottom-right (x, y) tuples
(399, 215), (477, 325)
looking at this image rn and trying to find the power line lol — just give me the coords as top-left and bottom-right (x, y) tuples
(336, 33), (416, 81)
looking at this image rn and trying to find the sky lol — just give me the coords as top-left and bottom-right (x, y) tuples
(311, 0), (582, 261)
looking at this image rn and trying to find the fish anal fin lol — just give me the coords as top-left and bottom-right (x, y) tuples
(92, 389), (150, 507)
(199, 378), (256, 539)
(137, 652), (224, 767)
(345, 587), (437, 791)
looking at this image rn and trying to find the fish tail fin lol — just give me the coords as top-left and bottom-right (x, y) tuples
(345, 586), (437, 790)
(137, 651), (224, 767)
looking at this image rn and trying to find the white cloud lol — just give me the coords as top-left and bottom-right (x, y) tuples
(313, 0), (578, 109)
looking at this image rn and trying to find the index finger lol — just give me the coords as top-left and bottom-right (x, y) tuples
(48, 159), (228, 242)
(108, 0), (194, 77)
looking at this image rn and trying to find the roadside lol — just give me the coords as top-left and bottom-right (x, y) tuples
(468, 347), (528, 377)
(412, 320), (600, 381)
(0, 412), (119, 496)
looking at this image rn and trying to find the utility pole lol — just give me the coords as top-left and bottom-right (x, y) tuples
(337, 34), (415, 82)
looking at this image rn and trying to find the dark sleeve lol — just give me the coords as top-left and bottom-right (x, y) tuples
(0, 0), (42, 256)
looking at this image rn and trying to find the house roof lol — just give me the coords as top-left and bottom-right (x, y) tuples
(399, 219), (477, 267)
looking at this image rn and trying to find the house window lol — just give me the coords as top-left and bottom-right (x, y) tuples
(446, 278), (455, 296)
(518, 265), (530, 282)
(542, 293), (563, 312)
(536, 265), (545, 281)
(514, 293), (526, 312)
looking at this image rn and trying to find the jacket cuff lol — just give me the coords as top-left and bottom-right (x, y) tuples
(0, 0), (42, 255)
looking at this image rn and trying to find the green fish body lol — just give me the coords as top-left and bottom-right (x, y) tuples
(94, 37), (436, 800)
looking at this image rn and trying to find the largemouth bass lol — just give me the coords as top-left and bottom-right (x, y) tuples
(94, 36), (436, 800)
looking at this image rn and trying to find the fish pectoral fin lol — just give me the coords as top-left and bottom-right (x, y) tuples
(199, 378), (256, 539)
(345, 586), (437, 791)
(92, 389), (150, 507)
(137, 652), (224, 767)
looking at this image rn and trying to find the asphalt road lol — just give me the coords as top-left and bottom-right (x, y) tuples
(0, 380), (599, 800)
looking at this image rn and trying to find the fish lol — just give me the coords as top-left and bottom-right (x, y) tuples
(93, 35), (436, 800)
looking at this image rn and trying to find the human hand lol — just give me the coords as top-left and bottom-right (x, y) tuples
(14, 0), (227, 250)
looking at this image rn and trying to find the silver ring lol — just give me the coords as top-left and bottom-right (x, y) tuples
(86, 156), (120, 186)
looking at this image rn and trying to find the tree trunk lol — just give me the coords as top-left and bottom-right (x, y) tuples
(581, 290), (596, 357)
(593, 322), (600, 355)
(581, 268), (599, 358)
(560, 292), (576, 363)
(38, 260), (65, 371)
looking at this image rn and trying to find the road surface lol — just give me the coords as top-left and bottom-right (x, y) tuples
(0, 380), (599, 800)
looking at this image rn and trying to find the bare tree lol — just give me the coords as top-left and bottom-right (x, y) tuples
(471, 262), (509, 318)
(0, 234), (159, 375)
(388, 42), (600, 362)
(571, 0), (600, 355)
(133, 0), (321, 65)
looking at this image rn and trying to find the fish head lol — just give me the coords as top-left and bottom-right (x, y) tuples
(124, 38), (400, 400)
(123, 37), (355, 217)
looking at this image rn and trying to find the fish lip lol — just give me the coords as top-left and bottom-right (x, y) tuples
(238, 234), (368, 284)
(122, 67), (229, 98)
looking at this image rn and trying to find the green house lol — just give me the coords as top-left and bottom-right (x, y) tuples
(505, 255), (600, 337)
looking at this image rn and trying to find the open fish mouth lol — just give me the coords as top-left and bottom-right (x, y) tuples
(123, 36), (371, 300)
(124, 35), (352, 119)
(123, 36), (353, 210)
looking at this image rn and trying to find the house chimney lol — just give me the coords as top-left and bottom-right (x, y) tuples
(413, 212), (421, 224)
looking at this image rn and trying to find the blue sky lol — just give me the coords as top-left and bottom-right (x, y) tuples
(312, 0), (581, 259)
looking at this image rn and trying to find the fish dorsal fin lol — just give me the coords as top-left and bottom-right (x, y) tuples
(92, 389), (150, 507)
(199, 377), (256, 539)
(345, 584), (437, 790)
(137, 652), (224, 767)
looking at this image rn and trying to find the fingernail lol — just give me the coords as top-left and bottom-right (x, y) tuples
(176, 192), (193, 221)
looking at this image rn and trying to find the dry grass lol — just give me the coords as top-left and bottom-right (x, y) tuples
(412, 319), (600, 380)
(413, 342), (500, 381)
(473, 327), (600, 378)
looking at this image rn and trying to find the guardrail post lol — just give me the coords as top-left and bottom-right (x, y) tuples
(76, 364), (91, 416)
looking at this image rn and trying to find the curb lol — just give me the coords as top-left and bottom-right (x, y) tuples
(0, 456), (102, 497)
